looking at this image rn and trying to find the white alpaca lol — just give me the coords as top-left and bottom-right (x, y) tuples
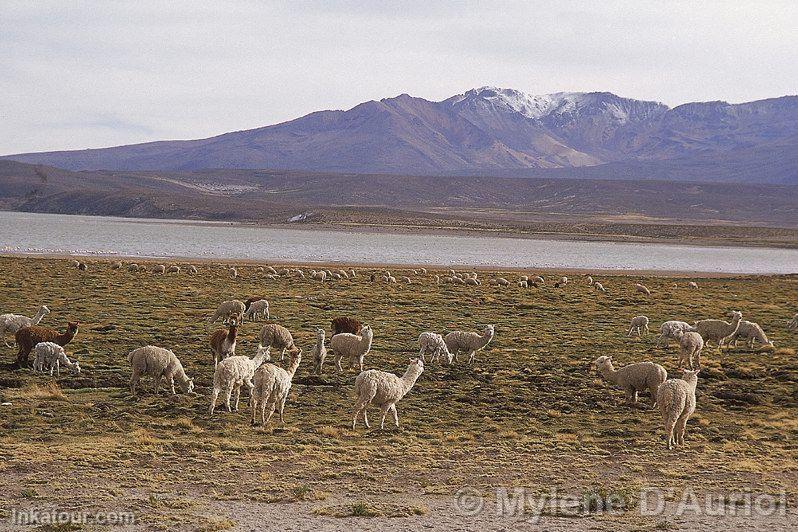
(627, 316), (650, 337)
(251, 349), (302, 426)
(417, 332), (454, 364)
(635, 283), (651, 296)
(128, 346), (194, 395)
(330, 325), (374, 372)
(33, 342), (80, 376)
(167, 265), (180, 274)
(310, 328), (328, 375)
(593, 356), (666, 406)
(258, 323), (299, 361)
(0, 305), (50, 347)
(657, 369), (700, 449)
(244, 300), (270, 321)
(690, 311), (743, 349)
(209, 346), (271, 415)
(657, 320), (692, 348)
(352, 358), (424, 430)
(207, 300), (246, 329)
(677, 331), (704, 370)
(594, 282), (606, 292)
(444, 325), (495, 364)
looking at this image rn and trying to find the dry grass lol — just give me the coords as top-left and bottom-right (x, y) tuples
(0, 256), (796, 528)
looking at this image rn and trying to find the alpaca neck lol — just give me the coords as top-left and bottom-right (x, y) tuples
(599, 365), (619, 384)
(478, 331), (493, 349)
(228, 327), (238, 341)
(399, 367), (423, 396)
(57, 329), (76, 346)
(252, 349), (270, 369)
(33, 309), (47, 324)
(286, 356), (301, 378)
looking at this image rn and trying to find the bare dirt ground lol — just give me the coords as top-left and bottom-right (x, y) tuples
(0, 257), (796, 530)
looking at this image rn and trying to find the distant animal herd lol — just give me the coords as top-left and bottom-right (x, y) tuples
(1, 259), (796, 447)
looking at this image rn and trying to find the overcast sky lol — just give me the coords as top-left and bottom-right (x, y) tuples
(2, 0), (796, 154)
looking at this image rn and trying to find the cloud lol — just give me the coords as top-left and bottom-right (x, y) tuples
(1, 0), (796, 154)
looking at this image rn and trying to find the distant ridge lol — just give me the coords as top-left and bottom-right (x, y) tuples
(3, 88), (797, 184)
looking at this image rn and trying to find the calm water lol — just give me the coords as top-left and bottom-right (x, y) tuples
(0, 211), (795, 273)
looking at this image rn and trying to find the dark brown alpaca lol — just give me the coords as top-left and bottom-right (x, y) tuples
(16, 322), (79, 368)
(331, 316), (362, 337)
(210, 320), (238, 367)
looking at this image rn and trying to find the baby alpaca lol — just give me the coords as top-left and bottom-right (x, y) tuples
(593, 356), (666, 407)
(251, 349), (302, 426)
(128, 345), (194, 395)
(444, 325), (495, 364)
(677, 331), (704, 369)
(657, 369), (700, 449)
(353, 358), (424, 430)
(244, 299), (270, 321)
(33, 342), (80, 376)
(310, 328), (328, 375)
(627, 316), (650, 337)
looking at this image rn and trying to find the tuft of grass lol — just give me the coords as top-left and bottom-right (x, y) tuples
(17, 382), (67, 401)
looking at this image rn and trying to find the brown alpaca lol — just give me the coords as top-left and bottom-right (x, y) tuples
(16, 322), (79, 368)
(210, 321), (238, 367)
(331, 316), (362, 337)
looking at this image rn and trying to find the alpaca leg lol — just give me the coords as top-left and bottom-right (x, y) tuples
(358, 355), (364, 373)
(627, 327), (633, 337)
(280, 347), (286, 362)
(278, 397), (287, 424)
(251, 397), (259, 425)
(390, 404), (399, 428)
(209, 388), (219, 415)
(264, 402), (277, 425)
(224, 384), (233, 412)
(170, 377), (176, 395)
(644, 324), (650, 335)
(353, 398), (367, 429)
(335, 354), (343, 373)
(260, 401), (268, 426)
(664, 416), (677, 449)
(676, 414), (689, 446)
(1, 329), (11, 348)
(362, 407), (370, 429)
(379, 405), (391, 430)
(154, 375), (162, 394)
(418, 346), (426, 362)
(233, 384), (241, 412)
(625, 388), (637, 405)
(130, 370), (141, 394)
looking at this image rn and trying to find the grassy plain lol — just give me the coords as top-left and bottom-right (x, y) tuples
(0, 256), (796, 530)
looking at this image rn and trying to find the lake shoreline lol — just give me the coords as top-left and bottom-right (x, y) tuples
(2, 211), (796, 274)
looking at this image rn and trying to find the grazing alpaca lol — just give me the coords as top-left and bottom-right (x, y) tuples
(352, 358), (424, 430)
(15, 322), (79, 368)
(657, 369), (700, 450)
(0, 305), (50, 348)
(209, 320), (238, 368)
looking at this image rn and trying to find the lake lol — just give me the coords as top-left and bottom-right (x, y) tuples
(0, 211), (795, 274)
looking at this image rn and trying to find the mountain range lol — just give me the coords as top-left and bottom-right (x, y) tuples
(4, 87), (797, 183)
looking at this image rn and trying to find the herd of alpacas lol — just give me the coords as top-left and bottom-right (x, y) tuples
(2, 260), (796, 447)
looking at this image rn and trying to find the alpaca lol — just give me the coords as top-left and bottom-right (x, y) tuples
(444, 325), (495, 364)
(330, 326), (373, 373)
(209, 346), (271, 415)
(251, 349), (302, 426)
(657, 370), (700, 449)
(353, 358), (424, 430)
(690, 311), (743, 349)
(15, 322), (79, 368)
(0, 305), (50, 348)
(209, 320), (238, 367)
(310, 328), (328, 375)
